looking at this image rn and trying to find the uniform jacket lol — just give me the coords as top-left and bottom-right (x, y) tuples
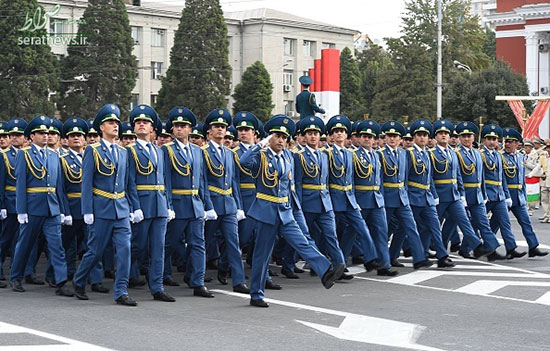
(59, 150), (84, 219)
(406, 146), (438, 207)
(429, 145), (464, 203)
(293, 146), (333, 213)
(481, 146), (510, 202)
(0, 146), (19, 213)
(501, 151), (527, 207)
(353, 146), (384, 209)
(455, 145), (486, 206)
(295, 90), (324, 118)
(324, 145), (359, 211)
(378, 147), (409, 208)
(233, 143), (257, 212)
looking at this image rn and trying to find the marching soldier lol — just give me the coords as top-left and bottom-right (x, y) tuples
(0, 122), (10, 150)
(296, 76), (325, 119)
(120, 121), (137, 147)
(240, 114), (344, 307)
(189, 123), (205, 147)
(86, 120), (100, 145)
(73, 104), (136, 306)
(156, 121), (172, 146)
(9, 116), (73, 297)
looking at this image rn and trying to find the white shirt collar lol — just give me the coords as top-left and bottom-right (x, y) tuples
(268, 147), (283, 157)
(175, 138), (189, 150)
(413, 143), (425, 153)
(305, 145), (318, 155)
(333, 144), (344, 152)
(240, 142), (251, 150)
(210, 139), (222, 150)
(102, 138), (113, 149)
(436, 144), (448, 153)
(386, 145), (398, 153)
(136, 138), (150, 149)
(32, 143), (46, 154)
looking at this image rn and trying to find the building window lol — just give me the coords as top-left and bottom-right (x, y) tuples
(322, 42), (335, 49)
(49, 18), (66, 37)
(284, 38), (295, 56)
(303, 40), (314, 57)
(151, 94), (158, 106)
(130, 94), (139, 110)
(131, 26), (141, 45)
(151, 28), (165, 47)
(283, 70), (294, 86)
(151, 62), (163, 80)
(284, 100), (294, 116)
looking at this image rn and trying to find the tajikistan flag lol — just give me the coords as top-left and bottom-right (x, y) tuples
(526, 177), (540, 203)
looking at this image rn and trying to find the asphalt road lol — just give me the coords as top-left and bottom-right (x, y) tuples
(0, 208), (549, 351)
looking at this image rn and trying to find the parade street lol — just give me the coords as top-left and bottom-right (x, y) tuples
(0, 209), (548, 351)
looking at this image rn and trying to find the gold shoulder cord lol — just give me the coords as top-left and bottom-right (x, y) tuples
(128, 145), (154, 176)
(23, 149), (46, 179)
(327, 149), (345, 178)
(260, 150), (278, 188)
(92, 146), (115, 176)
(501, 153), (517, 179)
(379, 150), (397, 177)
(456, 151), (475, 176)
(3, 152), (15, 180)
(299, 153), (319, 178)
(480, 150), (496, 171)
(233, 150), (252, 177)
(409, 149), (426, 175)
(353, 152), (373, 179)
(202, 146), (224, 177)
(61, 156), (82, 183)
(429, 150), (449, 174)
(166, 145), (190, 176)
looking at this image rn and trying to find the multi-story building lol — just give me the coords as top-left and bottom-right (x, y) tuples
(471, 0), (498, 28)
(38, 1), (357, 118)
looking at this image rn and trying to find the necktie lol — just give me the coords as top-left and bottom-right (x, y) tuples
(278, 155), (285, 174)
(184, 146), (191, 161)
(147, 143), (157, 165)
(111, 145), (117, 166)
(364, 150), (371, 164)
(40, 149), (46, 162)
(219, 146), (224, 159)
(78, 153), (83, 158)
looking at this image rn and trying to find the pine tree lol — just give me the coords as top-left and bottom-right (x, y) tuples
(0, 0), (59, 117)
(156, 0), (231, 120)
(339, 47), (362, 120)
(232, 61), (273, 123)
(57, 0), (137, 118)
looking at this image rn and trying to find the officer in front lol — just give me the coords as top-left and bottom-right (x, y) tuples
(295, 76), (325, 119)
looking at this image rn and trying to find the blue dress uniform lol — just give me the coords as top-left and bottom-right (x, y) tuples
(162, 107), (212, 296)
(405, 120), (453, 267)
(202, 109), (247, 290)
(323, 115), (378, 267)
(240, 115), (341, 307)
(378, 121), (431, 268)
(480, 124), (518, 256)
(9, 116), (71, 294)
(353, 120), (395, 275)
(491, 128), (547, 258)
(73, 104), (134, 304)
(126, 104), (172, 299)
(296, 76), (325, 119)
(0, 119), (27, 280)
(293, 116), (346, 272)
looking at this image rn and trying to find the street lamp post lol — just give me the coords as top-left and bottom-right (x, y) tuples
(453, 60), (472, 74)
(437, 0), (442, 120)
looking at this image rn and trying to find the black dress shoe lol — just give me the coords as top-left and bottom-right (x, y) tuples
(473, 245), (494, 259)
(390, 259), (405, 268)
(153, 291), (176, 302)
(45, 279), (57, 288)
(233, 283), (250, 294)
(265, 280), (282, 290)
(529, 247), (549, 257)
(437, 257), (455, 268)
(281, 268), (299, 279)
(25, 275), (44, 285)
(351, 257), (364, 265)
(377, 268), (398, 276)
(73, 282), (88, 300)
(364, 259), (381, 272)
(250, 298), (269, 308)
(55, 285), (74, 297)
(427, 253), (437, 259)
(487, 251), (506, 261)
(506, 249), (527, 259)
(337, 272), (354, 280)
(163, 278), (180, 286)
(206, 260), (218, 270)
(104, 271), (115, 279)
(217, 270), (228, 285)
(403, 249), (412, 257)
(91, 284), (110, 293)
(450, 243), (461, 253)
(293, 265), (305, 273)
(10, 280), (25, 292)
(268, 269), (278, 277)
(413, 259), (433, 270)
(459, 250), (475, 259)
(193, 286), (214, 298)
(128, 277), (146, 288)
(116, 295), (138, 306)
(321, 263), (345, 289)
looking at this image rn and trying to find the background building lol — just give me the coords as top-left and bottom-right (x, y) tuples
(471, 0), (497, 28)
(39, 0), (357, 118)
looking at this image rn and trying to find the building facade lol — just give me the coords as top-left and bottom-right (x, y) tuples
(38, 1), (357, 119)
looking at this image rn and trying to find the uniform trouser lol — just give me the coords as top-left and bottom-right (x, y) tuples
(386, 206), (426, 264)
(303, 211), (345, 267)
(164, 218), (205, 288)
(281, 208), (319, 272)
(335, 209), (377, 263)
(74, 218), (131, 300)
(103, 239), (115, 273)
(238, 217), (256, 251)
(0, 214), (19, 279)
(24, 232), (47, 277)
(204, 214), (245, 287)
(411, 205), (448, 259)
(441, 219), (461, 246)
(10, 215), (67, 285)
(466, 203), (501, 250)
(490, 204), (540, 250)
(361, 207), (390, 269)
(205, 229), (221, 263)
(542, 186), (550, 218)
(250, 217), (331, 300)
(437, 201), (482, 252)
(129, 217), (167, 294)
(484, 200), (518, 251)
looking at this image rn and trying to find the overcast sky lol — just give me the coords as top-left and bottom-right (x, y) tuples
(152, 0), (408, 41)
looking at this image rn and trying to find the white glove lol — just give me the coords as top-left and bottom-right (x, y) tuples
(84, 214), (94, 225)
(258, 134), (273, 148)
(434, 198), (439, 206)
(0, 209), (7, 220)
(483, 198), (488, 204)
(60, 214), (65, 224)
(236, 209), (246, 221)
(505, 198), (513, 208)
(461, 196), (468, 208)
(205, 209), (218, 221)
(64, 215), (73, 226)
(133, 209), (144, 223)
(17, 213), (28, 224)
(168, 209), (175, 222)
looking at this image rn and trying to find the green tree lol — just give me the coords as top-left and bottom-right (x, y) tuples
(356, 43), (392, 115)
(339, 47), (362, 119)
(57, 0), (137, 119)
(232, 61), (273, 123)
(482, 28), (496, 63)
(0, 0), (58, 117)
(156, 0), (231, 120)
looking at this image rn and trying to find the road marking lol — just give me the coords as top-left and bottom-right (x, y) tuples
(0, 322), (113, 350)
(455, 280), (550, 300)
(212, 290), (445, 351)
(496, 239), (550, 250)
(535, 291), (550, 304)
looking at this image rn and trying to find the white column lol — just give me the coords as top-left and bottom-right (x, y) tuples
(525, 31), (540, 96)
(539, 34), (550, 139)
